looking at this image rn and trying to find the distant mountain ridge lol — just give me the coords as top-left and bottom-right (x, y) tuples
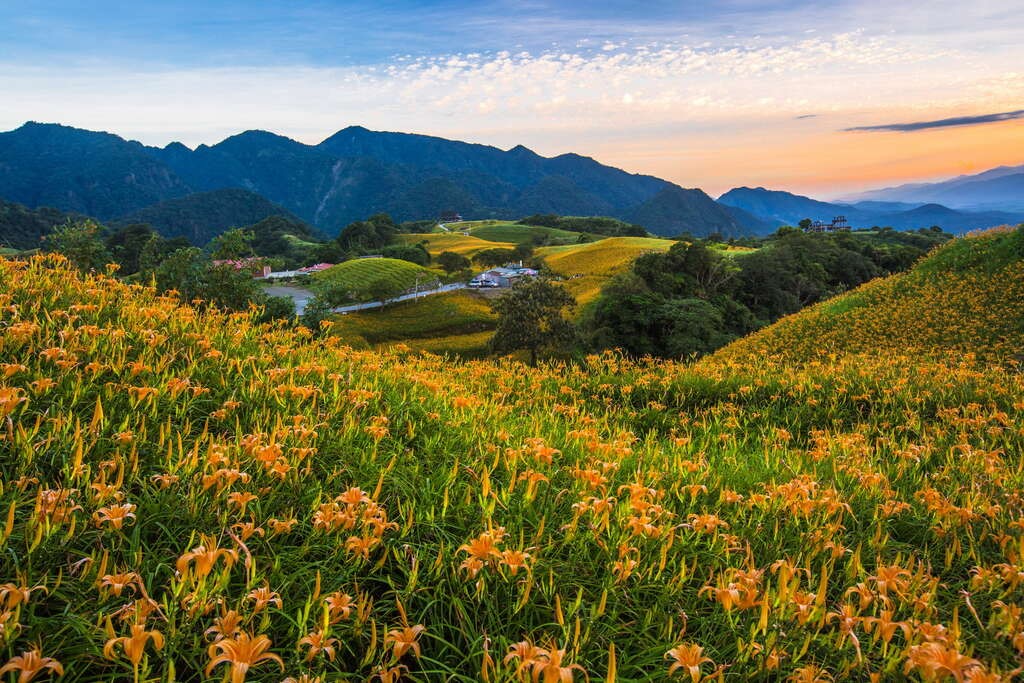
(843, 164), (1024, 212)
(0, 122), (752, 239)
(718, 186), (1024, 233)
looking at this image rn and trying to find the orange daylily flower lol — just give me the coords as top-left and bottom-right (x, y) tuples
(206, 632), (284, 683)
(0, 649), (63, 683)
(666, 642), (714, 681)
(385, 623), (426, 660)
(104, 623), (165, 667)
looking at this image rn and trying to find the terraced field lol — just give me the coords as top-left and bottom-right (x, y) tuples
(310, 257), (436, 303)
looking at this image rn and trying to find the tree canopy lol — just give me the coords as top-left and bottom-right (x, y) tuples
(489, 278), (576, 366)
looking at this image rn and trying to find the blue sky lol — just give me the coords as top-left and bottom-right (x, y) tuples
(2, 1), (1023, 196)
(2, 1), (837, 65)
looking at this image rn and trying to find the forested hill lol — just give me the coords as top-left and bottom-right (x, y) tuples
(0, 122), (751, 239)
(117, 188), (311, 246)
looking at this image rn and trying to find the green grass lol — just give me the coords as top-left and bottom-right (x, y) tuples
(310, 257), (435, 303)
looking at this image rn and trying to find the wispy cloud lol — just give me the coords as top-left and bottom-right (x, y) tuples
(844, 109), (1024, 132)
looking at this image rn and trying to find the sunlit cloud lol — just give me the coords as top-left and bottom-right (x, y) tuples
(845, 109), (1024, 133)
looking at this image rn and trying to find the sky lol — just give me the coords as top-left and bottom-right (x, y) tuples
(2, 0), (1023, 198)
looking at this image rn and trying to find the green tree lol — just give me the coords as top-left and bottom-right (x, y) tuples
(473, 248), (517, 268)
(489, 278), (576, 366)
(336, 213), (398, 254)
(300, 295), (333, 332)
(798, 218), (813, 231)
(152, 247), (208, 302)
(437, 251), (471, 274)
(210, 228), (255, 260)
(43, 219), (112, 272)
(382, 243), (430, 266)
(105, 223), (159, 275)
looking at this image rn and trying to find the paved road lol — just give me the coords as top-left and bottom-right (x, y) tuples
(263, 284), (316, 314)
(263, 282), (468, 315)
(332, 283), (467, 313)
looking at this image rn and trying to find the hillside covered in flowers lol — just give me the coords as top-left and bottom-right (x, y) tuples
(2, 227), (1024, 681)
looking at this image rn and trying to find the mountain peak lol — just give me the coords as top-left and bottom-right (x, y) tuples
(506, 144), (539, 158)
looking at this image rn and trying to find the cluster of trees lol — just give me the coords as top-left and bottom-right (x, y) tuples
(43, 220), (295, 322)
(582, 227), (951, 358)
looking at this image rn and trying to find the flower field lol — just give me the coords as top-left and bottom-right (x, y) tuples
(1, 227), (1024, 681)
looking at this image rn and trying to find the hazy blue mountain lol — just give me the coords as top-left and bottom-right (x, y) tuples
(719, 186), (1024, 232)
(0, 122), (749, 239)
(718, 203), (776, 234)
(869, 203), (1023, 232)
(117, 188), (309, 245)
(717, 187), (852, 227)
(845, 164), (1024, 211)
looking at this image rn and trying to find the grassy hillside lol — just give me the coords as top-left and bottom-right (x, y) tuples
(716, 225), (1024, 365)
(2, 241), (1024, 680)
(311, 257), (435, 303)
(329, 290), (496, 355)
(470, 223), (591, 245)
(394, 232), (517, 259)
(538, 236), (674, 306)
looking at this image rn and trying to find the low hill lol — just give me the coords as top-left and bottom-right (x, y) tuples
(311, 256), (434, 303)
(715, 224), (1024, 365)
(117, 188), (306, 245)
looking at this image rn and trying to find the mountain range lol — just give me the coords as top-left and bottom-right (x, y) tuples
(1, 122), (1021, 246)
(0, 122), (753, 241)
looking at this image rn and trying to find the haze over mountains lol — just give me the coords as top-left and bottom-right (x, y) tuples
(0, 121), (1021, 246)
